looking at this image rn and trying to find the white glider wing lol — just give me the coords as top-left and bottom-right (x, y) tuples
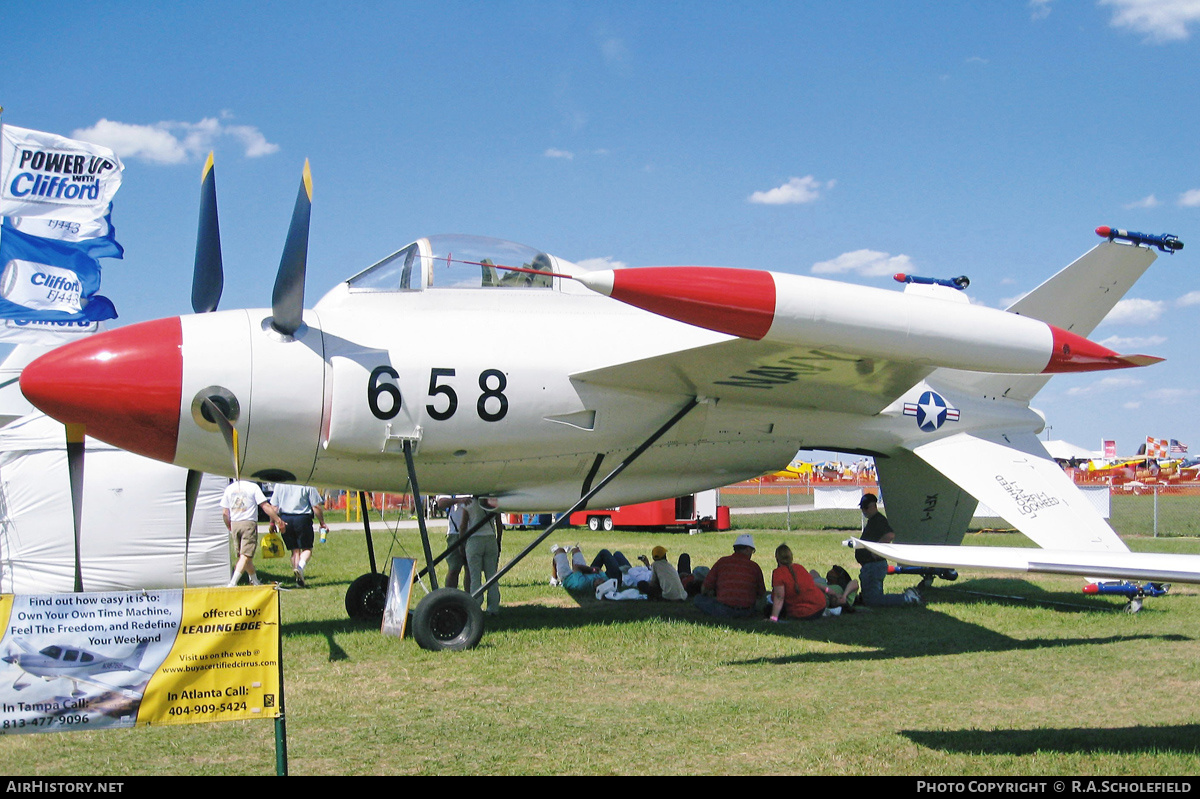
(848, 538), (1200, 585)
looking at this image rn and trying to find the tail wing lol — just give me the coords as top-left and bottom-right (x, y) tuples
(937, 240), (1159, 402)
(909, 430), (1128, 553)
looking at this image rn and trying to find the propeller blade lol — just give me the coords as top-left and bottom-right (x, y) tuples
(183, 468), (204, 589)
(192, 152), (224, 314)
(202, 398), (240, 481)
(65, 423), (85, 592)
(271, 160), (312, 336)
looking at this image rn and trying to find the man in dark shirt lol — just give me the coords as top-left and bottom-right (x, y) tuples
(857, 493), (921, 607)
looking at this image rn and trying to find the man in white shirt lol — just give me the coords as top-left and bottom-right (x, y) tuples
(222, 480), (287, 588)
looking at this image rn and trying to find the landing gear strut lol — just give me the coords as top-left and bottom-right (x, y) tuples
(385, 398), (700, 650)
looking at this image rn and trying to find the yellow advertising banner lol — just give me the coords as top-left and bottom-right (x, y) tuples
(0, 585), (280, 733)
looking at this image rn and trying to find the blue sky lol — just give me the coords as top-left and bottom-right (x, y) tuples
(3, 0), (1199, 456)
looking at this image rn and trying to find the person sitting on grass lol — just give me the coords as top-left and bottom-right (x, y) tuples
(635, 545), (689, 601)
(812, 564), (859, 612)
(694, 534), (766, 619)
(768, 544), (828, 622)
(550, 545), (632, 593)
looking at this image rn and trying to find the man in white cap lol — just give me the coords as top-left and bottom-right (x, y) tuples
(694, 534), (766, 618)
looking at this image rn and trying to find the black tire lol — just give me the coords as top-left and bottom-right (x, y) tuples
(587, 516), (600, 531)
(345, 572), (389, 622)
(602, 516), (614, 531)
(412, 588), (485, 651)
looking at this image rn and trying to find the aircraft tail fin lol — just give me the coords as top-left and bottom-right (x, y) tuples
(874, 448), (978, 546)
(936, 240), (1158, 402)
(130, 639), (151, 671)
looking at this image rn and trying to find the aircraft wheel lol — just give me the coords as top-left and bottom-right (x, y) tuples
(587, 516), (601, 531)
(412, 588), (485, 651)
(345, 572), (389, 622)
(602, 516), (614, 531)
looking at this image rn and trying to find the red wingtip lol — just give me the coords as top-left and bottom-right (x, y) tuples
(893, 273), (907, 283)
(1096, 226), (1113, 238)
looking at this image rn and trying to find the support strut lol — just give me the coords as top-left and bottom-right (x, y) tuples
(403, 439), (438, 592)
(474, 396), (700, 601)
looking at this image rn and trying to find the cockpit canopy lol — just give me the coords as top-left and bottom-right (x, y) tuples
(347, 235), (557, 292)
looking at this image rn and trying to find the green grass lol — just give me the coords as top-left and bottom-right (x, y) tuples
(3, 526), (1200, 775)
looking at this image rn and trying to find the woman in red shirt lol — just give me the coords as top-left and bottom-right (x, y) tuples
(769, 544), (828, 621)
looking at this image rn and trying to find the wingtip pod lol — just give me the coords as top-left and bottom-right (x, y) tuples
(1096, 226), (1183, 253)
(1044, 325), (1163, 373)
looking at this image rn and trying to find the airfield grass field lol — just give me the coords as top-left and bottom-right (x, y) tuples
(2, 523), (1199, 776)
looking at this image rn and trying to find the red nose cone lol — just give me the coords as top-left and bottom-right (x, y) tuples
(20, 318), (183, 463)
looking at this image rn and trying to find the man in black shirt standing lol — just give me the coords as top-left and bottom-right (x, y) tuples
(857, 493), (921, 607)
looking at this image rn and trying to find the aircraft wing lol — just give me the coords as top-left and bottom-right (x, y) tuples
(573, 337), (934, 416)
(847, 538), (1200, 585)
(909, 430), (1129, 553)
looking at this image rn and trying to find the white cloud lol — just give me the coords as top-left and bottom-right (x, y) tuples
(544, 148), (574, 160)
(72, 116), (279, 164)
(1179, 188), (1200, 206)
(1145, 387), (1200, 403)
(1125, 194), (1161, 208)
(748, 176), (831, 205)
(1101, 297), (1167, 324)
(1097, 334), (1167, 349)
(1030, 0), (1053, 20)
(811, 249), (913, 277)
(599, 36), (629, 67)
(1176, 290), (1200, 306)
(1101, 0), (1200, 43)
(1065, 376), (1144, 396)
(575, 256), (628, 271)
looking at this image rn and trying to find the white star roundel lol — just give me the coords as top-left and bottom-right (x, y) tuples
(903, 390), (961, 432)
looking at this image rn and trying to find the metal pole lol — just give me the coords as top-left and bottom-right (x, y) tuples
(274, 586), (288, 776)
(358, 490), (379, 574)
(403, 440), (439, 591)
(786, 486), (791, 531)
(1153, 484), (1159, 538)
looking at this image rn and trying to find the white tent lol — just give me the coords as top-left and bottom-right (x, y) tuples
(0, 412), (229, 593)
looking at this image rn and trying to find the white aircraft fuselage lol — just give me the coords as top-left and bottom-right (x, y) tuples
(18, 234), (1059, 512)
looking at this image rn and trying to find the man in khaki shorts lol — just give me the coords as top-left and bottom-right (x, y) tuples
(222, 480), (287, 587)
